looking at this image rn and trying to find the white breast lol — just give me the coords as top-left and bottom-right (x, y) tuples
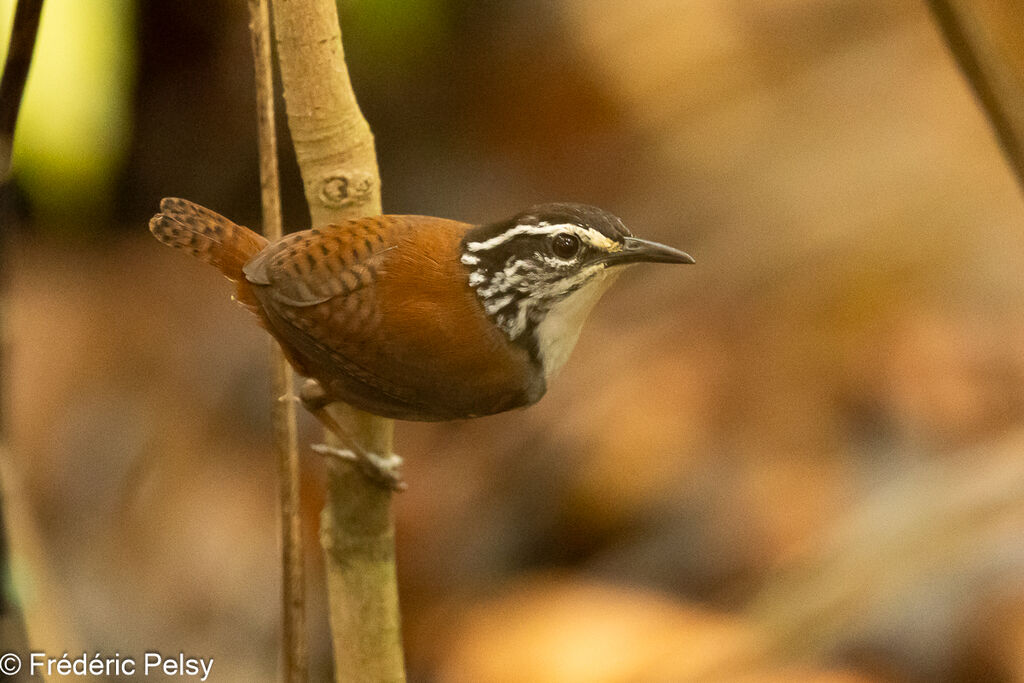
(534, 268), (620, 380)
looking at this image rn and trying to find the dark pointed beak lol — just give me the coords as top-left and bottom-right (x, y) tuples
(601, 237), (695, 267)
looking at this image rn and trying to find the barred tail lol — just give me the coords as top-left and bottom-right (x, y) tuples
(149, 197), (268, 282)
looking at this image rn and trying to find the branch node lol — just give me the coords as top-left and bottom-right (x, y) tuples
(319, 171), (375, 208)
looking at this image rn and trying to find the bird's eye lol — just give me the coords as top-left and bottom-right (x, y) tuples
(551, 233), (580, 259)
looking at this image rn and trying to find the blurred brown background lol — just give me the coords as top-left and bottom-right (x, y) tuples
(3, 0), (1024, 681)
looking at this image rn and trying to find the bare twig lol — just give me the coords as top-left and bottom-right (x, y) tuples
(0, 0), (45, 669)
(926, 0), (1024, 191)
(268, 0), (404, 680)
(246, 1), (307, 680)
(0, 0), (44, 180)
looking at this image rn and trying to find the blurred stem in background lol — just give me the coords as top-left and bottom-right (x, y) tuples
(0, 0), (134, 233)
(0, 0), (42, 178)
(926, 0), (1024, 192)
(0, 0), (41, 667)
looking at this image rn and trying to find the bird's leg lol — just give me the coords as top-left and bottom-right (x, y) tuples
(299, 379), (405, 491)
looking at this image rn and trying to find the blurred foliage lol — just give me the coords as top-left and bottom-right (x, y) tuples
(339, 0), (452, 71)
(0, 0), (135, 231)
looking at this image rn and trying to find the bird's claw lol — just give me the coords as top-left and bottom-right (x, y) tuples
(311, 443), (407, 492)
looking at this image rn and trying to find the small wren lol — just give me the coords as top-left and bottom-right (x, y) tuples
(150, 198), (693, 486)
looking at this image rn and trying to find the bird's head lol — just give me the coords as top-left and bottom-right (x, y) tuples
(461, 203), (694, 379)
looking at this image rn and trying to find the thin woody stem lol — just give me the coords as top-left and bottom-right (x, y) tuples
(0, 0), (45, 662)
(0, 0), (44, 179)
(246, 1), (307, 680)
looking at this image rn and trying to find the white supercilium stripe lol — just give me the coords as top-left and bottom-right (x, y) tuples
(466, 222), (617, 253)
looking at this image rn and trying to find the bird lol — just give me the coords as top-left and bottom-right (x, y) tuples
(150, 197), (693, 488)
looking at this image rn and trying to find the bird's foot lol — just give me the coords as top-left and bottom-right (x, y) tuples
(311, 443), (406, 492)
(302, 379), (406, 491)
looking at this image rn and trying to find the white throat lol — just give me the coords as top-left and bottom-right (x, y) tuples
(534, 268), (620, 380)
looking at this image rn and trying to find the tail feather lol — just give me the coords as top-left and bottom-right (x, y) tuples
(149, 197), (268, 282)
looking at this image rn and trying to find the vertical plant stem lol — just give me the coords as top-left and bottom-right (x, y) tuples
(247, 1), (307, 680)
(926, 0), (1024, 191)
(269, 0), (382, 225)
(0, 0), (44, 179)
(0, 0), (45, 668)
(319, 405), (403, 681)
(268, 0), (404, 680)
